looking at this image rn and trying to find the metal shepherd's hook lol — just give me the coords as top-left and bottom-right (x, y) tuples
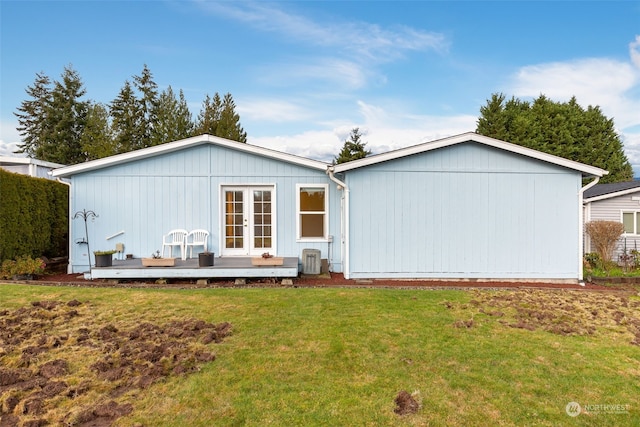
(73, 209), (98, 277)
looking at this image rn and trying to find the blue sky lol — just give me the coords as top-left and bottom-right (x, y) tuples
(1, 1), (639, 170)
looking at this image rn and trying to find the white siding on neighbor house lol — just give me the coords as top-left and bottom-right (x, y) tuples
(585, 191), (640, 261)
(68, 144), (341, 273)
(344, 142), (582, 279)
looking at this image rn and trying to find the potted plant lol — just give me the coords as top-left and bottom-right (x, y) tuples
(94, 250), (116, 267)
(198, 251), (214, 267)
(1, 255), (46, 280)
(141, 250), (176, 267)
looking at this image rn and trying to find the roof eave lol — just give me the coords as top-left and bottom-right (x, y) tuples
(52, 134), (328, 178)
(333, 132), (608, 177)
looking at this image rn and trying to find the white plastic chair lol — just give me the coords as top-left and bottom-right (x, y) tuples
(162, 229), (188, 260)
(186, 229), (210, 258)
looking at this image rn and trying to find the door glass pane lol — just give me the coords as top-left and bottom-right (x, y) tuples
(225, 191), (244, 249)
(253, 190), (272, 249)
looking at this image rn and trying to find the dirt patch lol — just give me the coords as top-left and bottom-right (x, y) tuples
(394, 390), (420, 415)
(444, 289), (640, 345)
(0, 299), (231, 426)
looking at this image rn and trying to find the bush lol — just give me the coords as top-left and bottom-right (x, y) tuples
(585, 221), (624, 264)
(0, 169), (68, 261)
(1, 255), (46, 279)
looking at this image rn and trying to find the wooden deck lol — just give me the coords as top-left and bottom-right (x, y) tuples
(89, 257), (299, 280)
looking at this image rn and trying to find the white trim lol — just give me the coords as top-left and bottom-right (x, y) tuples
(333, 132), (608, 177)
(584, 187), (640, 203)
(327, 169), (349, 279)
(579, 176), (600, 282)
(620, 210), (640, 236)
(296, 183), (330, 242)
(219, 184), (277, 256)
(0, 156), (66, 169)
(52, 134), (328, 178)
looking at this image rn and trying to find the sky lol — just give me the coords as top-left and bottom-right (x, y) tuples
(1, 1), (639, 172)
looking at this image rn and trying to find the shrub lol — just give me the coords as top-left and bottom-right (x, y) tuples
(1, 255), (46, 279)
(585, 221), (624, 264)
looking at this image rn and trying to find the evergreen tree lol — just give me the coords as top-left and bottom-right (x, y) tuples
(14, 66), (88, 164)
(132, 64), (158, 147)
(151, 86), (193, 145)
(110, 80), (143, 153)
(476, 93), (633, 183)
(194, 93), (222, 136)
(334, 128), (371, 164)
(14, 72), (53, 158)
(218, 93), (247, 143)
(81, 102), (115, 160)
(47, 66), (89, 164)
(194, 92), (247, 142)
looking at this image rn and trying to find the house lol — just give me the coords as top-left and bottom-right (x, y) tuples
(0, 156), (66, 180)
(583, 181), (640, 260)
(52, 132), (606, 282)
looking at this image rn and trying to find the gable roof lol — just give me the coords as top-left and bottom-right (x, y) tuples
(52, 134), (329, 178)
(583, 181), (640, 202)
(332, 132), (608, 177)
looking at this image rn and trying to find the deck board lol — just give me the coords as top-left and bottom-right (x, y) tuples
(90, 257), (299, 280)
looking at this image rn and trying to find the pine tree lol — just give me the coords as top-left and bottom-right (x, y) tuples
(14, 72), (53, 158)
(110, 80), (143, 153)
(81, 102), (114, 160)
(15, 66), (89, 164)
(194, 93), (222, 136)
(151, 86), (193, 145)
(334, 128), (371, 164)
(132, 64), (158, 147)
(218, 93), (247, 142)
(476, 93), (633, 183)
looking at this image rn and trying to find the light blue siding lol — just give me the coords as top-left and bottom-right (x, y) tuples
(345, 143), (581, 279)
(69, 144), (341, 273)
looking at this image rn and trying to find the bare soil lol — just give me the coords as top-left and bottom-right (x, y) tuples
(445, 288), (640, 345)
(0, 299), (231, 426)
(13, 272), (627, 291)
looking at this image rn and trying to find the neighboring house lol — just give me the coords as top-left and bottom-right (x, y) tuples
(52, 132), (606, 282)
(0, 156), (66, 180)
(583, 181), (640, 260)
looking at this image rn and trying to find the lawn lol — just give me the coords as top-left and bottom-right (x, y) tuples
(0, 284), (638, 426)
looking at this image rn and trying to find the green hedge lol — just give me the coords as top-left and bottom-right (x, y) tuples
(0, 169), (69, 261)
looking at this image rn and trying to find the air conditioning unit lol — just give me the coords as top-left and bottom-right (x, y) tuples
(301, 249), (321, 275)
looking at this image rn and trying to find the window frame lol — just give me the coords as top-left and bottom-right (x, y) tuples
(296, 183), (329, 242)
(621, 211), (640, 235)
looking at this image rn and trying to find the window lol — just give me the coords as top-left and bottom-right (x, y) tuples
(297, 184), (328, 240)
(622, 212), (640, 234)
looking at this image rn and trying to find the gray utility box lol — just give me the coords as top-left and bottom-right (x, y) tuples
(301, 249), (321, 275)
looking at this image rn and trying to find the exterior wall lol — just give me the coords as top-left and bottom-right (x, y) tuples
(344, 142), (582, 279)
(1, 164), (59, 180)
(584, 192), (640, 261)
(67, 144), (341, 273)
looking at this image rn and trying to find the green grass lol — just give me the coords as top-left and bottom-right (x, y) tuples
(1, 284), (638, 426)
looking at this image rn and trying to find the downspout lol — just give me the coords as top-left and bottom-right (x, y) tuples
(327, 167), (350, 279)
(55, 177), (74, 273)
(578, 176), (600, 284)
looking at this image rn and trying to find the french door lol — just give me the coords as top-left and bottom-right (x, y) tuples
(222, 186), (274, 256)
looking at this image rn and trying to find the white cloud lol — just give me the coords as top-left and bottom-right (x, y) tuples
(238, 99), (313, 123)
(195, 1), (447, 62)
(248, 100), (477, 162)
(507, 37), (640, 172)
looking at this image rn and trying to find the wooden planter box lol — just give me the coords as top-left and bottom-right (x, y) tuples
(251, 257), (284, 266)
(141, 257), (176, 267)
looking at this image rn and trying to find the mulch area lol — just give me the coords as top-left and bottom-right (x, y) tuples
(5, 272), (627, 292)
